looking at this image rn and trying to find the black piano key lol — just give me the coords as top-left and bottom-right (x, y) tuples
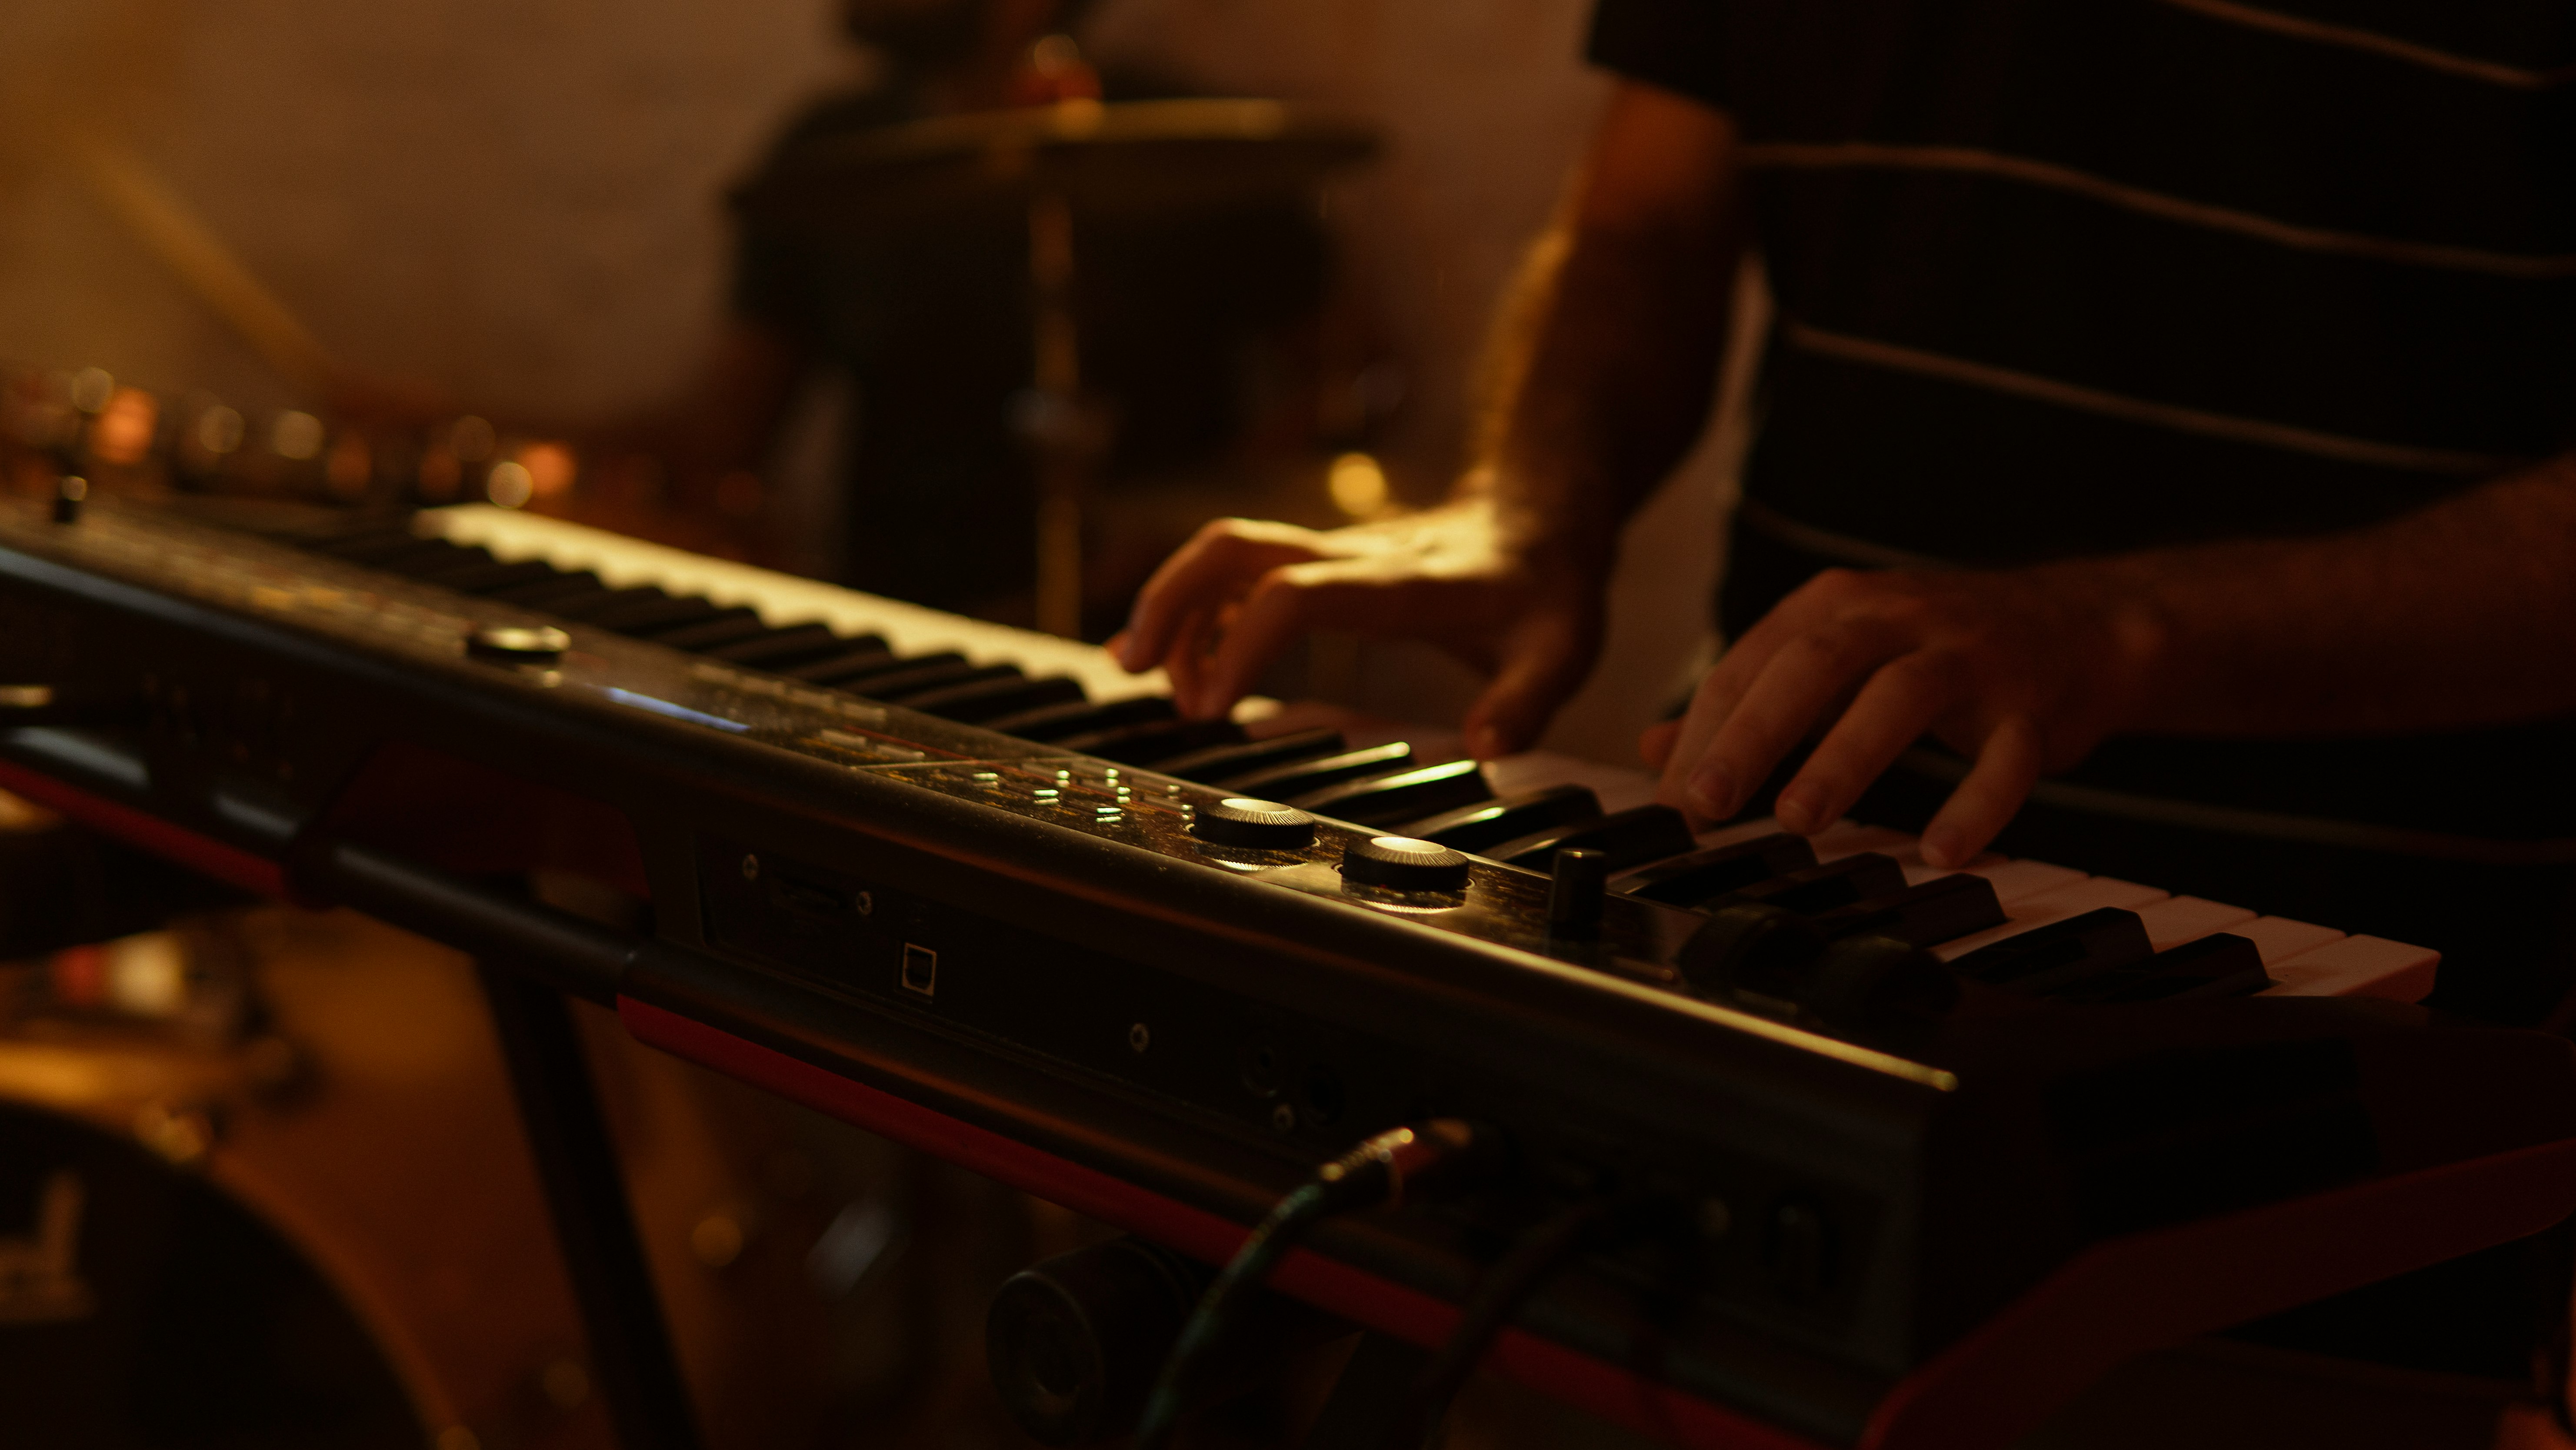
(984, 695), (1176, 741)
(818, 651), (976, 691)
(1155, 728), (1348, 785)
(381, 542), (493, 576)
(567, 590), (726, 634)
(641, 608), (770, 651)
(422, 558), (564, 595)
(869, 662), (1022, 702)
(1951, 908), (2156, 996)
(307, 526), (427, 560)
(2054, 932), (2270, 1004)
(1809, 873), (2005, 948)
(1615, 832), (1821, 908)
(788, 643), (910, 685)
(902, 675), (1086, 723)
(706, 624), (849, 669)
(1800, 935), (1962, 1026)
(547, 585), (664, 620)
(1713, 853), (1909, 917)
(1056, 717), (1246, 765)
(319, 534), (464, 567)
(1489, 804), (1695, 872)
(1221, 742), (1413, 799)
(486, 571), (607, 607)
(1404, 785), (1601, 855)
(1288, 759), (1490, 828)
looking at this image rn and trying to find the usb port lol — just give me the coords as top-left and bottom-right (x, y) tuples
(773, 875), (850, 915)
(901, 943), (937, 997)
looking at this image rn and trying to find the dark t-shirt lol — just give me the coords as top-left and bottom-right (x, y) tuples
(1590, 0), (2576, 1022)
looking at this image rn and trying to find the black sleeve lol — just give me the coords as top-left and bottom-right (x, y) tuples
(1585, 0), (1730, 110)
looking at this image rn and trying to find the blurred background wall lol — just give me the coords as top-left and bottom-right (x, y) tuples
(0, 0), (1740, 766)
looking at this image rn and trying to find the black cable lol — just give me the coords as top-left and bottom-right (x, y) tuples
(1372, 1197), (1610, 1450)
(1132, 1120), (1492, 1450)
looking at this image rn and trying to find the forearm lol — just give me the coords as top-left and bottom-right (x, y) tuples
(1466, 83), (1746, 572)
(2101, 454), (2576, 736)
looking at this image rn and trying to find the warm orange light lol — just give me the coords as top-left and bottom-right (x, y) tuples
(1328, 452), (1389, 518)
(515, 440), (577, 499)
(92, 388), (157, 465)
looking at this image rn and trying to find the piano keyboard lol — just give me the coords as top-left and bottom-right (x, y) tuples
(411, 503), (2436, 1009)
(8, 492), (2566, 1450)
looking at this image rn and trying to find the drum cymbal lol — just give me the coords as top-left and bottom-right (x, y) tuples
(731, 97), (1380, 231)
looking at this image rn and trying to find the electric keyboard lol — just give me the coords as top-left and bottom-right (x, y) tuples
(3, 495), (2572, 1450)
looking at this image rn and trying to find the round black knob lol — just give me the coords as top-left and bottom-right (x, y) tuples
(1191, 797), (1315, 850)
(1547, 847), (1609, 939)
(467, 624), (570, 666)
(1341, 835), (1470, 892)
(1677, 903), (1826, 1000)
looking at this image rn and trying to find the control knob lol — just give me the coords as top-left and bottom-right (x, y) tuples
(1340, 835), (1470, 893)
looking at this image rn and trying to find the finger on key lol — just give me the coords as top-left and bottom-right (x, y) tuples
(1688, 622), (1903, 828)
(1191, 560), (1365, 720)
(1773, 652), (1959, 834)
(1918, 715), (2042, 869)
(1163, 607), (1220, 716)
(1463, 612), (1593, 760)
(1120, 523), (1317, 671)
(1639, 718), (1682, 770)
(1653, 631), (1794, 821)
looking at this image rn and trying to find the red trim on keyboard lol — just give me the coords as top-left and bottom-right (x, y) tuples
(618, 997), (1824, 1450)
(0, 760), (289, 899)
(1860, 1135), (2576, 1449)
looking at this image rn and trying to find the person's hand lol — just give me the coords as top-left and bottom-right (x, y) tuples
(1642, 565), (2167, 867)
(1108, 500), (1610, 759)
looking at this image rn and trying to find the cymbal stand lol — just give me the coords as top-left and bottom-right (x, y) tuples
(1023, 190), (1102, 639)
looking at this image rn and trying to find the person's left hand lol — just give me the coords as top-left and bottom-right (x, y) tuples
(1641, 564), (2168, 868)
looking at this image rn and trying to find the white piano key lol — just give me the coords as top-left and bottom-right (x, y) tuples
(1928, 876), (2166, 961)
(1695, 816), (1794, 850)
(1901, 854), (2004, 886)
(2132, 896), (2258, 952)
(2232, 916), (2346, 966)
(1486, 752), (1663, 815)
(2260, 935), (2439, 1003)
(1959, 858), (2086, 904)
(422, 504), (1170, 703)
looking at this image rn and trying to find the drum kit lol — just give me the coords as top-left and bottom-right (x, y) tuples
(736, 95), (1378, 638)
(0, 96), (1386, 1450)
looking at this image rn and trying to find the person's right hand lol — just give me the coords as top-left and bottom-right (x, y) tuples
(1107, 499), (1609, 760)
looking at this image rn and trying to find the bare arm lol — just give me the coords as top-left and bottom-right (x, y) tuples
(1467, 80), (1745, 569)
(1110, 82), (1746, 755)
(1652, 455), (2576, 866)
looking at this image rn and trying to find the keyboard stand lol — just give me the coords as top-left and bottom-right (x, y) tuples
(480, 956), (703, 1450)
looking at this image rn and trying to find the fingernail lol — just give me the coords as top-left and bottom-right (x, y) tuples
(1686, 766), (1736, 820)
(1920, 826), (1965, 869)
(1775, 785), (1821, 833)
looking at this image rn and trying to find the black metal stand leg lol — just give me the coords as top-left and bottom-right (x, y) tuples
(1300, 1330), (1432, 1450)
(478, 961), (703, 1450)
